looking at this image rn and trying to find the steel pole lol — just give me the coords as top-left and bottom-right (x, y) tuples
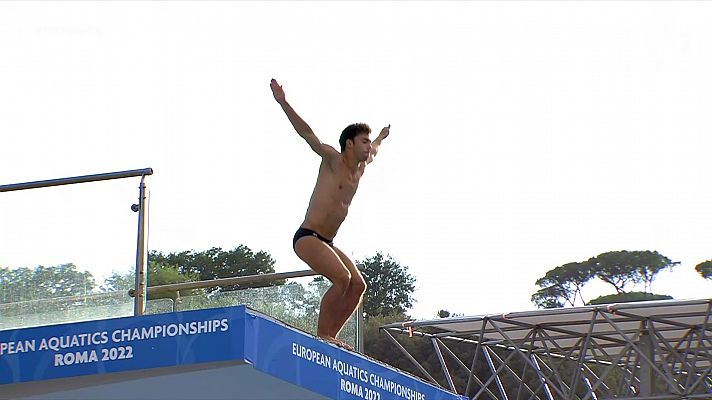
(133, 176), (149, 316)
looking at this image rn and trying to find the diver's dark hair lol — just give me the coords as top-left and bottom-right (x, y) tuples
(339, 123), (371, 151)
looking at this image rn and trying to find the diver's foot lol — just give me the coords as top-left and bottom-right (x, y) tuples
(318, 335), (355, 351)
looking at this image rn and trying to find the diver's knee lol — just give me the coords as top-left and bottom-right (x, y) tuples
(331, 271), (352, 295)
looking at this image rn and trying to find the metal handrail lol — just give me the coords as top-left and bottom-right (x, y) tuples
(0, 168), (153, 192)
(132, 263), (366, 297)
(129, 267), (366, 351)
(127, 269), (319, 297)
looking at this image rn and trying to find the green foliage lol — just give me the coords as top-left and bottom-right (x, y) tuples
(588, 291), (673, 305)
(147, 261), (202, 300)
(695, 260), (712, 280)
(0, 264), (95, 303)
(101, 270), (135, 292)
(591, 252), (640, 294)
(303, 276), (330, 316)
(632, 251), (679, 291)
(359, 252), (416, 318)
(532, 250), (677, 309)
(593, 250), (677, 293)
(531, 285), (567, 309)
(436, 309), (464, 318)
(149, 246), (278, 293)
(0, 244), (362, 345)
(532, 261), (595, 308)
(101, 245), (279, 297)
(97, 261), (202, 300)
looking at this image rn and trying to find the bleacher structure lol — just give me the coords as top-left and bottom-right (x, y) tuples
(382, 299), (712, 399)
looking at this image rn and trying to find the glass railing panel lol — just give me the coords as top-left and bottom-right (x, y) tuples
(171, 278), (358, 349)
(145, 297), (175, 314)
(0, 291), (134, 330)
(0, 277), (358, 350)
(0, 291), (194, 331)
(1, 175), (142, 329)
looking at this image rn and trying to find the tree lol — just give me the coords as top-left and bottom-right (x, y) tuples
(531, 285), (567, 309)
(359, 252), (416, 318)
(0, 264), (96, 303)
(98, 261), (203, 301)
(436, 309), (464, 318)
(593, 251), (677, 293)
(531, 250), (677, 309)
(695, 260), (712, 280)
(303, 276), (330, 315)
(592, 251), (642, 294)
(532, 261), (595, 308)
(101, 270), (135, 292)
(588, 292), (672, 305)
(632, 251), (679, 292)
(149, 245), (279, 293)
(146, 260), (202, 300)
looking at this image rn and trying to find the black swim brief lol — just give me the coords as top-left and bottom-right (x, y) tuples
(293, 227), (334, 249)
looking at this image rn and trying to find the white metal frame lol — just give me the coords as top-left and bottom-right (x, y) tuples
(381, 299), (712, 399)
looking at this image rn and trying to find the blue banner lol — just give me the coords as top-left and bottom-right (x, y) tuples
(245, 313), (466, 400)
(0, 306), (246, 385)
(2, 306), (464, 400)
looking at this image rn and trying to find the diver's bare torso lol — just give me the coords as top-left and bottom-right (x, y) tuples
(301, 155), (366, 239)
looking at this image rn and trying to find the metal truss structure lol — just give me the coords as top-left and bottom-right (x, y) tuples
(381, 299), (712, 399)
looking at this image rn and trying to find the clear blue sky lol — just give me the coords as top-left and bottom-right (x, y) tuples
(1, 2), (710, 319)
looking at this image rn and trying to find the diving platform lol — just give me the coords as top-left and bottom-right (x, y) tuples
(0, 305), (466, 400)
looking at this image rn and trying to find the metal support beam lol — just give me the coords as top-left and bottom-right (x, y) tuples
(530, 355), (554, 400)
(357, 303), (364, 353)
(465, 321), (488, 398)
(133, 175), (149, 316)
(436, 338), (501, 399)
(598, 312), (682, 395)
(482, 347), (509, 400)
(637, 329), (654, 397)
(568, 310), (599, 400)
(1, 168), (153, 192)
(382, 329), (439, 386)
(129, 269), (323, 297)
(487, 321), (570, 399)
(432, 338), (456, 392)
